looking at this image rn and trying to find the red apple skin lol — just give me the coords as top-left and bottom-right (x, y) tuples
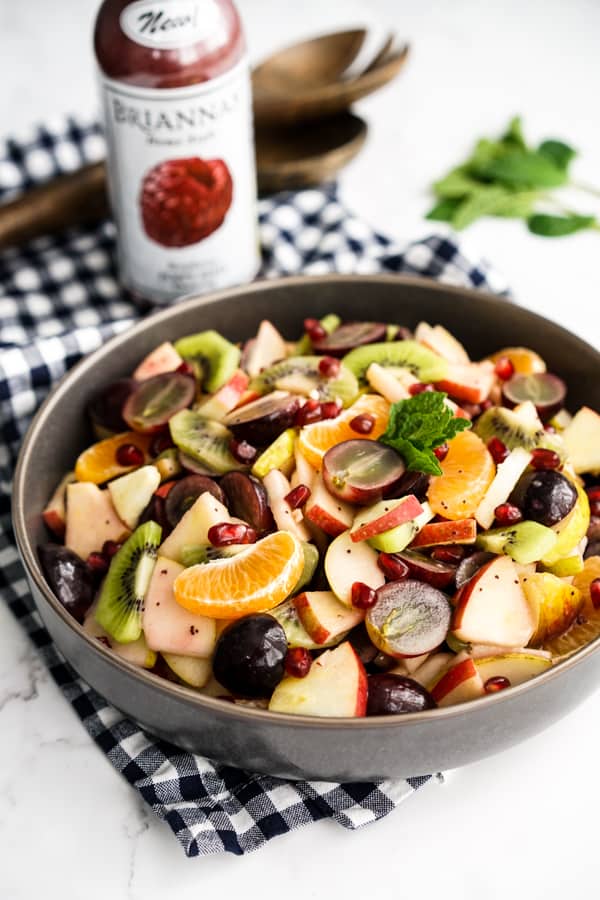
(451, 563), (490, 625)
(294, 593), (331, 644)
(305, 504), (349, 537)
(42, 507), (66, 538)
(431, 657), (478, 703)
(435, 363), (495, 404)
(232, 389), (261, 409)
(350, 495), (423, 543)
(410, 518), (477, 549)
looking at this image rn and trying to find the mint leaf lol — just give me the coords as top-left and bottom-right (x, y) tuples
(501, 116), (528, 151)
(433, 168), (482, 198)
(538, 140), (576, 172)
(379, 391), (471, 475)
(426, 197), (462, 222)
(451, 186), (513, 230)
(475, 149), (568, 189)
(527, 213), (597, 237)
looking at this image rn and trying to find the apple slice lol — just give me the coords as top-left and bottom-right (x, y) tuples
(65, 482), (130, 561)
(108, 464), (161, 530)
(263, 468), (312, 541)
(268, 641), (367, 717)
(409, 517), (477, 549)
(436, 361), (496, 404)
(390, 651), (430, 675)
(243, 320), (289, 377)
(293, 590), (365, 645)
(408, 652), (454, 689)
(562, 406), (600, 474)
(367, 502), (434, 553)
(430, 654), (485, 706)
(133, 341), (183, 380)
(42, 470), (76, 538)
(324, 529), (385, 606)
(142, 556), (216, 656)
(452, 555), (536, 648)
(83, 602), (156, 668)
(475, 447), (532, 529)
(290, 447), (317, 491)
(304, 472), (354, 537)
(350, 494), (423, 543)
(415, 322), (470, 365)
(519, 571), (583, 646)
(159, 492), (242, 564)
(194, 369), (250, 421)
(474, 652), (552, 687)
(366, 362), (413, 402)
(162, 653), (212, 688)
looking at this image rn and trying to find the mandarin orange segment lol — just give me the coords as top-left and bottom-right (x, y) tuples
(173, 530), (304, 618)
(542, 556), (600, 657)
(74, 431), (152, 484)
(297, 394), (390, 470)
(427, 430), (495, 520)
(487, 347), (546, 375)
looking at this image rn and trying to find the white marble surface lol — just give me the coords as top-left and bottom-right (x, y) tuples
(2, 0), (600, 896)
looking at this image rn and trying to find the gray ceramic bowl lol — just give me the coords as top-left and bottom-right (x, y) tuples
(12, 275), (600, 780)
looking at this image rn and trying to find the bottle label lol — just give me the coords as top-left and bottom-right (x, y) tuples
(120, 0), (224, 50)
(100, 58), (259, 304)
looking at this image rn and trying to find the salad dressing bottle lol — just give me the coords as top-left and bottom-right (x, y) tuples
(94, 0), (259, 305)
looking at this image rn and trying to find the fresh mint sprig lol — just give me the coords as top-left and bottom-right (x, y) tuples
(379, 391), (471, 476)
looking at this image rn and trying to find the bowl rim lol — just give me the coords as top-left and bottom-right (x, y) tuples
(12, 272), (600, 731)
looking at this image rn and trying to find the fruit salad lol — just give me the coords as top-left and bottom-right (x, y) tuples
(38, 315), (600, 718)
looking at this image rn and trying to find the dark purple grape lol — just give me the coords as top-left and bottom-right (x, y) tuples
(38, 544), (95, 623)
(384, 469), (430, 501)
(87, 378), (136, 436)
(502, 373), (566, 422)
(164, 475), (225, 528)
(322, 439), (406, 505)
(585, 540), (600, 559)
(220, 471), (275, 534)
(213, 614), (287, 698)
(367, 673), (436, 715)
(455, 551), (496, 590)
(312, 322), (387, 356)
(366, 580), (451, 658)
(122, 372), (195, 433)
(138, 493), (171, 535)
(346, 623), (380, 668)
(391, 549), (456, 590)
(223, 392), (301, 445)
(522, 470), (577, 526)
(178, 451), (214, 475)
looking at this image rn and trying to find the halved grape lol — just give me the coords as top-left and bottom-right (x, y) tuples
(322, 439), (405, 505)
(164, 475), (225, 528)
(123, 372), (195, 433)
(454, 551), (495, 590)
(366, 673), (436, 715)
(87, 378), (136, 437)
(502, 373), (566, 422)
(220, 471), (275, 534)
(312, 322), (387, 356)
(38, 544), (95, 623)
(390, 549), (456, 589)
(366, 580), (452, 658)
(222, 391), (300, 445)
(384, 470), (430, 501)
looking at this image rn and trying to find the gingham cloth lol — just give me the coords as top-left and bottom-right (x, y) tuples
(0, 117), (509, 857)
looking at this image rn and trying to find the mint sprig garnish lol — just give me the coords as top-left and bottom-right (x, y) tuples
(379, 391), (471, 476)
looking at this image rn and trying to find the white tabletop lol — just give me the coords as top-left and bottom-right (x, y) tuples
(2, 0), (600, 896)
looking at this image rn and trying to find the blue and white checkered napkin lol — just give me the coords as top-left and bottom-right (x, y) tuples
(0, 116), (508, 857)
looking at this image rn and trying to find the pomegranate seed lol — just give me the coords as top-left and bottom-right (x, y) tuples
(285, 484), (311, 509)
(102, 540), (121, 559)
(479, 399), (493, 412)
(590, 579), (600, 610)
(294, 400), (323, 427)
(530, 447), (561, 470)
(544, 423), (556, 434)
(351, 581), (378, 609)
(208, 522), (257, 547)
(494, 357), (514, 380)
(350, 414), (375, 434)
(318, 356), (341, 378)
(494, 503), (523, 526)
(461, 403), (482, 419)
(433, 443), (449, 461)
(303, 318), (327, 342)
(484, 676), (511, 693)
(409, 382), (434, 396)
(285, 647), (312, 678)
(87, 552), (109, 574)
(177, 360), (195, 378)
(229, 438), (257, 464)
(487, 437), (509, 465)
(431, 545), (465, 564)
(586, 486), (600, 502)
(116, 443), (144, 467)
(149, 430), (173, 457)
(590, 500), (600, 518)
(320, 401), (341, 420)
(377, 553), (410, 581)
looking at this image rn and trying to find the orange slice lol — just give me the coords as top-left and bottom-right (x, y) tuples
(486, 347), (546, 375)
(297, 393), (390, 470)
(74, 431), (152, 484)
(173, 530), (304, 618)
(427, 430), (495, 519)
(543, 556), (600, 657)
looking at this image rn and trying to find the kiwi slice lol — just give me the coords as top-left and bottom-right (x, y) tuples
(474, 405), (565, 456)
(169, 409), (240, 474)
(293, 542), (320, 593)
(174, 329), (240, 393)
(179, 543), (245, 567)
(341, 340), (449, 384)
(95, 520), (161, 643)
(476, 521), (558, 565)
(250, 356), (359, 407)
(271, 597), (343, 649)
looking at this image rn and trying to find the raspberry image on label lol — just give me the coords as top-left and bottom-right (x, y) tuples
(140, 157), (234, 247)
